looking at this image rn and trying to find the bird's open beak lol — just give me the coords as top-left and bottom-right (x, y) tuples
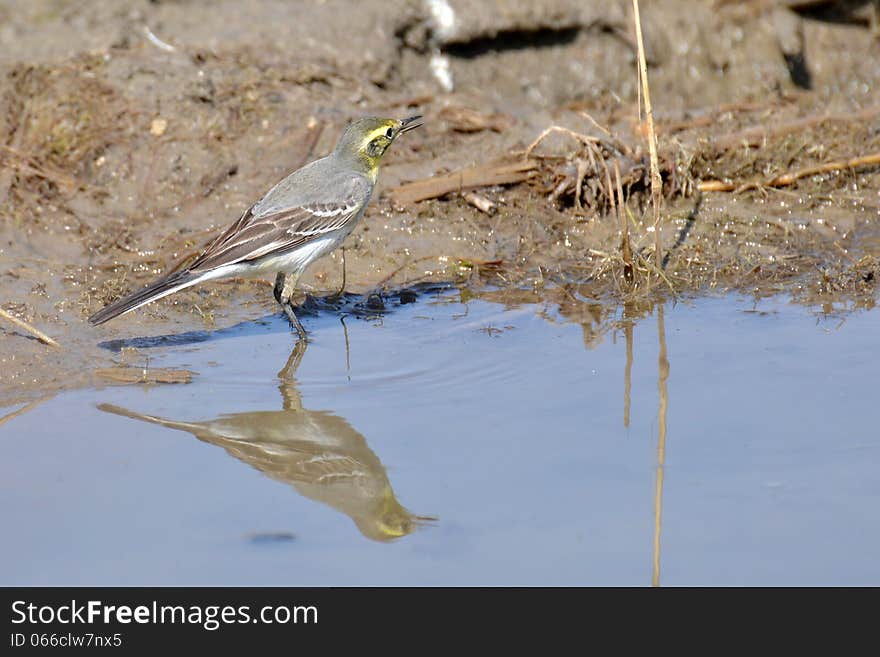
(399, 115), (423, 134)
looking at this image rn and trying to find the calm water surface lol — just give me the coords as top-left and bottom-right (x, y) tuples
(2, 290), (878, 585)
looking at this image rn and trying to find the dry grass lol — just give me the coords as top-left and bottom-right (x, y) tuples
(0, 61), (130, 210)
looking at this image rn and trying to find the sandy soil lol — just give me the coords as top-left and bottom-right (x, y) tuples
(1, 0), (878, 405)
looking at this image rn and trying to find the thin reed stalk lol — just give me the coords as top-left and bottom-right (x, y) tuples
(632, 0), (663, 270)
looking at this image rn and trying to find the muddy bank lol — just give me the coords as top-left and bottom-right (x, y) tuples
(1, 0), (878, 406)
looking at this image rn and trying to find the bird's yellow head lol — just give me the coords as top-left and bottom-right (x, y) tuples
(353, 486), (436, 542)
(333, 115), (422, 181)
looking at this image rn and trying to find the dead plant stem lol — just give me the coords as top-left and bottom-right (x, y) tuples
(632, 0), (663, 270)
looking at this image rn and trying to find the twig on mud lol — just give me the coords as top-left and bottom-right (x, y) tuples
(0, 308), (60, 348)
(143, 25), (177, 53)
(632, 0), (664, 271)
(388, 160), (537, 205)
(95, 366), (194, 385)
(708, 105), (880, 152)
(462, 192), (496, 214)
(698, 151), (880, 192)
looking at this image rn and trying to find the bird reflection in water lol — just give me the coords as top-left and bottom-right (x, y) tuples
(99, 340), (433, 542)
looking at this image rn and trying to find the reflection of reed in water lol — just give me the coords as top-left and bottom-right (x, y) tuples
(652, 303), (669, 587)
(99, 342), (432, 542)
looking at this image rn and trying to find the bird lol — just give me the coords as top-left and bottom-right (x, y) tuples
(98, 342), (433, 541)
(88, 115), (423, 338)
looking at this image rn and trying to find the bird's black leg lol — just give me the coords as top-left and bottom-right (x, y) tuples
(332, 247), (347, 298)
(274, 272), (308, 341)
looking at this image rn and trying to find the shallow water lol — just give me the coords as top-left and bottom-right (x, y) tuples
(2, 290), (879, 585)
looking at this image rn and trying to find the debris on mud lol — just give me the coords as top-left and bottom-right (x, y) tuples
(95, 366), (195, 385)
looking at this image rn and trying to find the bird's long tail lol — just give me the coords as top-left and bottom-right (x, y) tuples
(97, 403), (200, 433)
(88, 269), (202, 325)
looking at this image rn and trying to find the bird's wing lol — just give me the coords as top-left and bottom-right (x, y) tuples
(188, 175), (369, 273)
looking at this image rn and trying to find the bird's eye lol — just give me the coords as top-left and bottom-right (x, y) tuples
(385, 127), (394, 139)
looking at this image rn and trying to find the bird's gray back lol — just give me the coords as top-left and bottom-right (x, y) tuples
(251, 155), (372, 217)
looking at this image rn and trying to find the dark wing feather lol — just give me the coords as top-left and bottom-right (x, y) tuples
(188, 199), (363, 273)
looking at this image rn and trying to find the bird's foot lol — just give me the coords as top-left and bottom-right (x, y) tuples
(282, 303), (309, 342)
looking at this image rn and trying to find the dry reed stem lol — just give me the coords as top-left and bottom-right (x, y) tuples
(0, 307), (60, 348)
(388, 160), (537, 205)
(632, 0), (663, 270)
(698, 151), (880, 192)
